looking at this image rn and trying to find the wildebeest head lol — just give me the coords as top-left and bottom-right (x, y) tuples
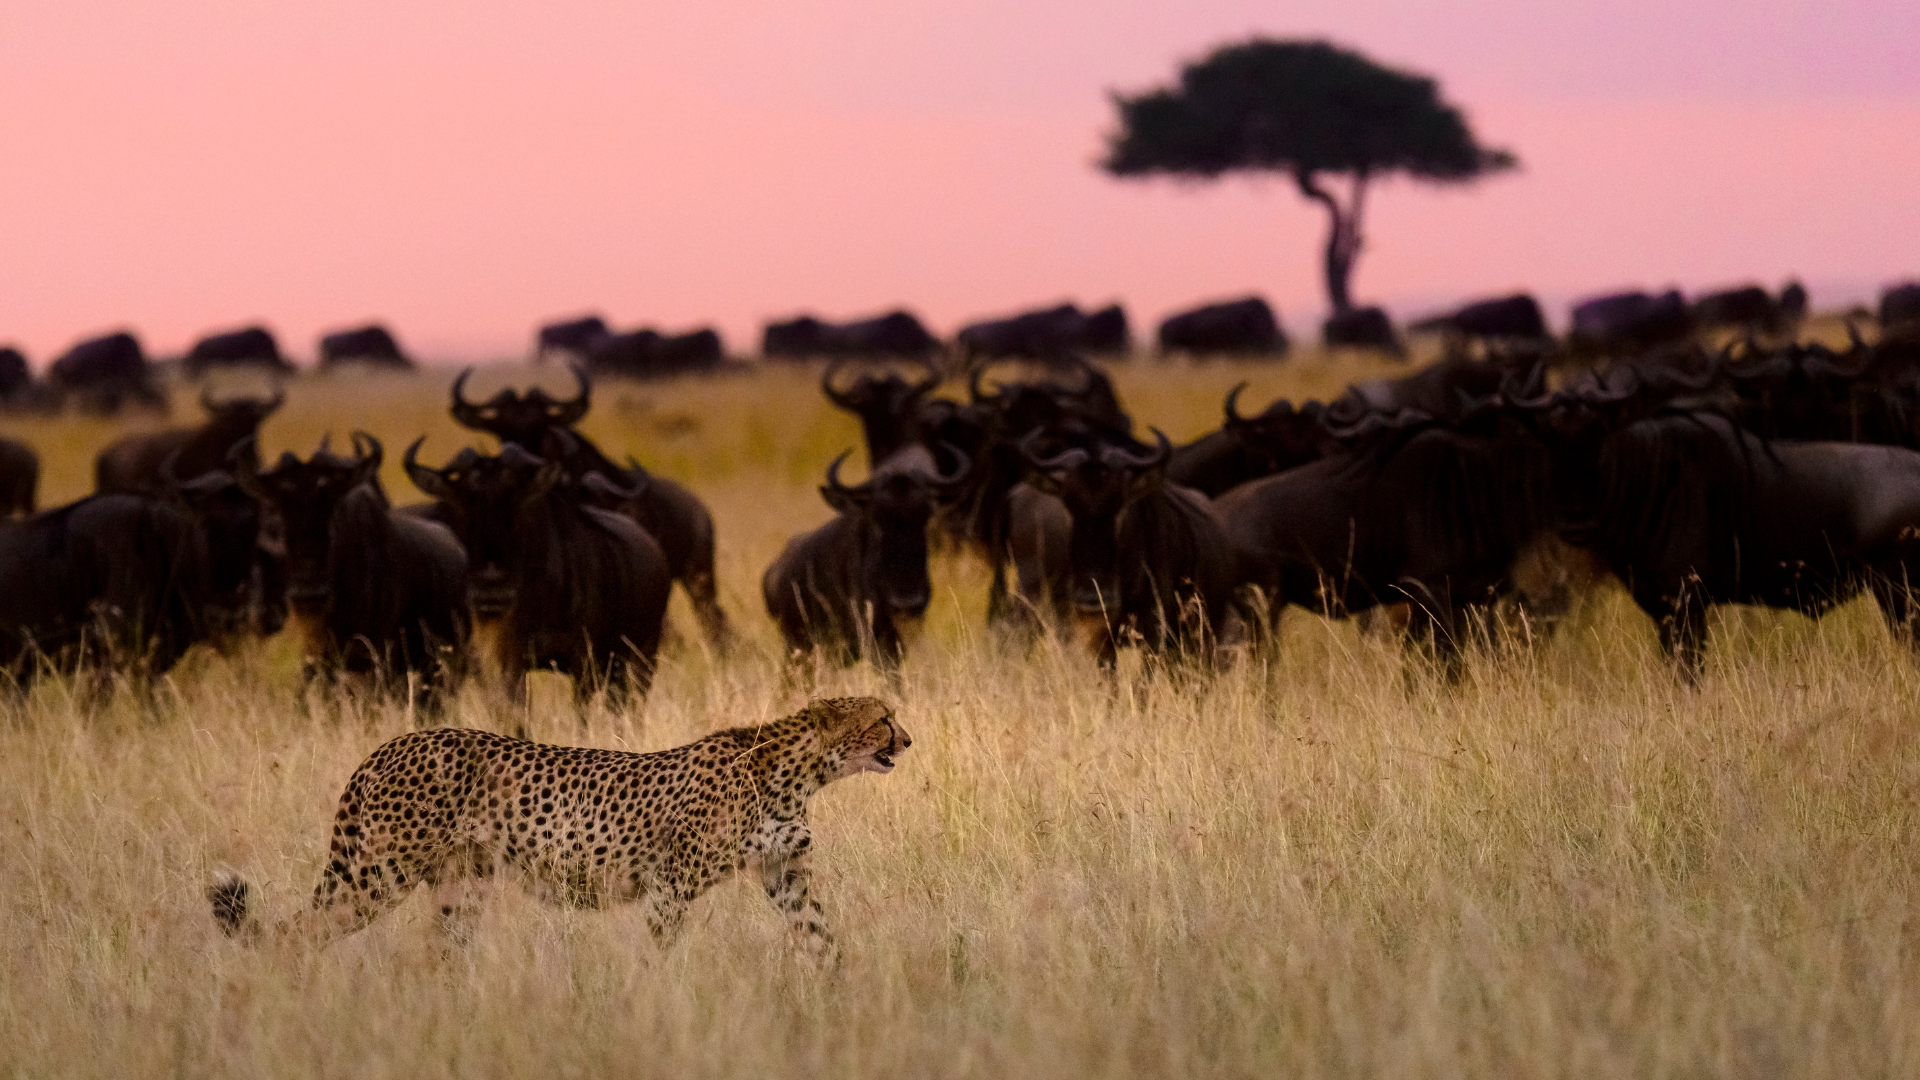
(822, 356), (942, 465)
(449, 365), (591, 450)
(970, 354), (1132, 440)
(820, 448), (969, 618)
(1223, 382), (1334, 473)
(233, 432), (383, 616)
(1019, 428), (1172, 615)
(200, 384), (285, 428)
(405, 440), (564, 618)
(160, 449), (266, 640)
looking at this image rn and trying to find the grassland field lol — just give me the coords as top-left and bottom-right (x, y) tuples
(3, 329), (1918, 1079)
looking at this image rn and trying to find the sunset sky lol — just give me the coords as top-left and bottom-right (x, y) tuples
(2, 0), (1915, 363)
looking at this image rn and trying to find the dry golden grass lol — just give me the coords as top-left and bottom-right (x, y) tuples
(3, 344), (1918, 1079)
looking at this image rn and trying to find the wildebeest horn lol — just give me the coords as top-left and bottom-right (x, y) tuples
(402, 436), (455, 501)
(968, 360), (1004, 406)
(1223, 382), (1251, 428)
(820, 357), (859, 408)
(449, 367), (484, 427)
(909, 355), (943, 399)
(316, 432), (335, 458)
(1846, 319), (1866, 351)
(552, 363), (591, 425)
(933, 441), (972, 489)
(499, 443), (549, 469)
(159, 446), (230, 496)
(1103, 428), (1172, 470)
(580, 469), (647, 503)
(1017, 427), (1087, 472)
(227, 436), (265, 499)
(824, 450), (856, 494)
(349, 430), (383, 475)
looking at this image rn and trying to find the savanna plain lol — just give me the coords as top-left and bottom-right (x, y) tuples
(3, 347), (1918, 1079)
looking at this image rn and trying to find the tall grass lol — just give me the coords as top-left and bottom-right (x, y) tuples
(1, 344), (1916, 1078)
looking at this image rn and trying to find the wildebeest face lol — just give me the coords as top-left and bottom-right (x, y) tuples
(449, 366), (589, 451)
(1022, 431), (1171, 615)
(237, 436), (381, 614)
(822, 458), (938, 618)
(406, 442), (562, 618)
(163, 465), (262, 637)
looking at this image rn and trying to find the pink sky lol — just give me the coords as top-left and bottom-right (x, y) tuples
(2, 0), (1916, 363)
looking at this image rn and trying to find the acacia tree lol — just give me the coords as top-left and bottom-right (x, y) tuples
(1103, 39), (1515, 316)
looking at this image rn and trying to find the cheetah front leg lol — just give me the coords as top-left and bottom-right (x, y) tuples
(760, 843), (836, 963)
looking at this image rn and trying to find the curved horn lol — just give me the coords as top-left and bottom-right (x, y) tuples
(227, 436), (265, 500)
(403, 436), (454, 501)
(821, 357), (859, 409)
(580, 469), (647, 503)
(316, 432), (335, 458)
(449, 367), (484, 428)
(349, 430), (384, 472)
(1017, 427), (1086, 472)
(553, 363), (591, 425)
(824, 450), (856, 494)
(908, 354), (942, 399)
(499, 442), (549, 469)
(933, 441), (972, 489)
(1223, 381), (1252, 428)
(968, 360), (1004, 406)
(1103, 428), (1172, 470)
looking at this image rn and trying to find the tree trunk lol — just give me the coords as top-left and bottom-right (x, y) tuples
(1294, 169), (1369, 316)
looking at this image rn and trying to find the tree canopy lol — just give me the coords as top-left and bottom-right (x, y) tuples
(1103, 39), (1516, 318)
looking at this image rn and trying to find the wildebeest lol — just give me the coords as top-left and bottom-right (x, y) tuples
(821, 356), (943, 468)
(184, 326), (293, 376)
(1883, 282), (1920, 335)
(95, 386), (283, 495)
(1567, 290), (1693, 356)
(955, 303), (1129, 364)
(1168, 384), (1332, 497)
(1013, 430), (1238, 665)
(0, 347), (30, 401)
(1689, 283), (1806, 336)
(1515, 379), (1920, 676)
(1157, 297), (1288, 357)
(762, 310), (942, 361)
(1410, 294), (1550, 346)
(1322, 348), (1547, 433)
(585, 328), (725, 379)
(535, 315), (611, 362)
(405, 440), (671, 707)
(763, 448), (968, 671)
(0, 438), (38, 517)
(1322, 306), (1402, 355)
(235, 434), (468, 706)
(447, 367), (731, 650)
(1217, 409), (1554, 671)
(318, 324), (412, 369)
(48, 331), (166, 414)
(0, 494), (210, 683)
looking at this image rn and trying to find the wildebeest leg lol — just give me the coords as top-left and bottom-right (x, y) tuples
(680, 567), (733, 655)
(1656, 594), (1709, 683)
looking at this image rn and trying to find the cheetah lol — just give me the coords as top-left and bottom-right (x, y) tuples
(208, 696), (910, 958)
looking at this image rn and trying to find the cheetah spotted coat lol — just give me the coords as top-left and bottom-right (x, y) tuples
(210, 696), (910, 956)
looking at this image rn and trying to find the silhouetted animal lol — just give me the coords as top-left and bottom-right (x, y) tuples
(762, 310), (941, 360)
(0, 438), (37, 517)
(1882, 282), (1920, 335)
(1157, 297), (1288, 357)
(48, 331), (165, 414)
(184, 326), (292, 376)
(1168, 384), (1333, 497)
(95, 387), (283, 495)
(955, 303), (1129, 363)
(1322, 306), (1402, 355)
(821, 356), (943, 468)
(535, 316), (611, 362)
(1411, 294), (1549, 344)
(585, 328), (724, 378)
(318, 324), (412, 369)
(406, 441), (670, 707)
(1568, 290), (1693, 356)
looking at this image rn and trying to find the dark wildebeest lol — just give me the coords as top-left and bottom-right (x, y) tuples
(0, 494), (209, 683)
(447, 367), (731, 651)
(318, 324), (412, 369)
(405, 440), (671, 707)
(1882, 283), (1920, 336)
(0, 438), (38, 517)
(95, 386), (283, 495)
(184, 326), (293, 376)
(585, 328), (725, 379)
(235, 433), (468, 707)
(821, 356), (942, 468)
(1168, 384), (1333, 498)
(48, 331), (166, 414)
(535, 315), (611, 362)
(1322, 348), (1547, 432)
(955, 303), (1126, 365)
(1516, 378), (1920, 677)
(1567, 290), (1693, 356)
(1012, 430), (1238, 666)
(1410, 294), (1550, 346)
(0, 347), (30, 401)
(1323, 306), (1403, 355)
(763, 448), (968, 672)
(762, 310), (942, 361)
(1157, 297), (1288, 357)
(1690, 285), (1789, 335)
(1217, 409), (1555, 673)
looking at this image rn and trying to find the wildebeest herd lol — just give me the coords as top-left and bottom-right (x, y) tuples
(2, 276), (1920, 707)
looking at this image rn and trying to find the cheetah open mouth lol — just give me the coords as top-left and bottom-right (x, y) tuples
(872, 749), (897, 772)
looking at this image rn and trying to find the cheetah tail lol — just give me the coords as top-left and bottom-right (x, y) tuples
(207, 870), (254, 939)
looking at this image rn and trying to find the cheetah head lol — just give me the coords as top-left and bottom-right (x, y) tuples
(808, 696), (913, 779)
